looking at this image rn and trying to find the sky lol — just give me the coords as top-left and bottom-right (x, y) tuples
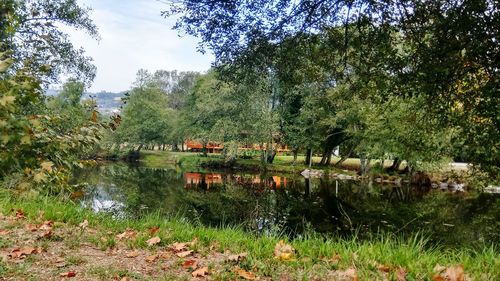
(62, 0), (213, 92)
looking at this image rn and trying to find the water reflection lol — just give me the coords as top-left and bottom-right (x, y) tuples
(72, 164), (500, 249)
(184, 172), (287, 190)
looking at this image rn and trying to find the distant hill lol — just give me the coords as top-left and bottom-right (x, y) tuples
(44, 88), (126, 115)
(82, 91), (126, 115)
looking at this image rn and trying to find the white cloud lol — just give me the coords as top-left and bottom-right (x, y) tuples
(63, 0), (213, 92)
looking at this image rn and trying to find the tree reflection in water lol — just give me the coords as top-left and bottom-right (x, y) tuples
(72, 164), (499, 249)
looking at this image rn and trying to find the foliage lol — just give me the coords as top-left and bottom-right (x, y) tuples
(113, 70), (176, 149)
(165, 0), (500, 179)
(1, 0), (98, 84)
(0, 60), (101, 192)
(0, 0), (101, 192)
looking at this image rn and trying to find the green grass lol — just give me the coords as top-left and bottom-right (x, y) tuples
(0, 188), (498, 280)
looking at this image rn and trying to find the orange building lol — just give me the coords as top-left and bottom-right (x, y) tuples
(185, 140), (290, 154)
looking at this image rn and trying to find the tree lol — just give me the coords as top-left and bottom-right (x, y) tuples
(0, 0), (101, 191)
(1, 0), (98, 84)
(114, 71), (175, 150)
(46, 78), (96, 133)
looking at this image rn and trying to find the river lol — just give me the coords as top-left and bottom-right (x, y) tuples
(71, 163), (499, 249)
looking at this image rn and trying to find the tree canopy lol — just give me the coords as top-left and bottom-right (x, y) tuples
(165, 0), (499, 178)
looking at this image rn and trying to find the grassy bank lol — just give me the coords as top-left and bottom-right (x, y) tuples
(140, 151), (359, 175)
(0, 189), (498, 280)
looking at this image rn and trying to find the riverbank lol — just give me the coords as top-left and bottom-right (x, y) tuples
(136, 151), (477, 188)
(0, 189), (498, 280)
(139, 151), (365, 174)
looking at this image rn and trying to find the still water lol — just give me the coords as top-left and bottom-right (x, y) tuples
(72, 163), (499, 249)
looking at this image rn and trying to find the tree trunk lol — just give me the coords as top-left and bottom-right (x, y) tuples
(305, 148), (312, 166)
(136, 143), (143, 152)
(359, 156), (371, 175)
(266, 140), (281, 164)
(334, 144), (354, 168)
(292, 149), (298, 165)
(320, 147), (328, 165)
(386, 158), (402, 173)
(326, 149), (333, 165)
(202, 141), (208, 157)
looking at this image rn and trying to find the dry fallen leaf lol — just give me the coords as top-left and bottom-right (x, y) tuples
(237, 268), (257, 280)
(79, 219), (89, 229)
(59, 271), (76, 278)
(333, 267), (358, 281)
(192, 266), (209, 277)
(176, 250), (193, 258)
(25, 223), (39, 232)
(38, 230), (52, 239)
(182, 259), (198, 269)
(8, 246), (40, 259)
(146, 236), (161, 246)
(145, 254), (158, 263)
(149, 226), (160, 236)
(125, 251), (140, 258)
(0, 229), (11, 235)
(273, 240), (295, 261)
(39, 220), (53, 231)
(378, 264), (391, 273)
(116, 229), (137, 240)
(396, 267), (407, 281)
(227, 252), (248, 262)
(433, 265), (466, 281)
(171, 242), (188, 252)
(321, 253), (341, 264)
(15, 209), (25, 219)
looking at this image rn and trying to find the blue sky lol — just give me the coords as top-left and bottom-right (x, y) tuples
(64, 0), (213, 92)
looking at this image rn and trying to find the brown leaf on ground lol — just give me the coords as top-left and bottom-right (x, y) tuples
(145, 254), (158, 263)
(273, 240), (295, 261)
(434, 264), (446, 273)
(433, 265), (467, 281)
(59, 271), (76, 277)
(227, 252), (248, 262)
(236, 268), (258, 280)
(116, 229), (137, 240)
(125, 251), (140, 258)
(0, 229), (11, 235)
(189, 237), (199, 246)
(8, 246), (40, 259)
(158, 251), (171, 259)
(78, 219), (89, 229)
(146, 236), (161, 246)
(148, 226), (160, 236)
(25, 223), (39, 232)
(333, 267), (358, 281)
(38, 230), (52, 239)
(39, 220), (53, 230)
(192, 266), (209, 277)
(55, 257), (66, 268)
(396, 267), (407, 281)
(321, 253), (341, 264)
(377, 264), (391, 273)
(15, 209), (25, 219)
(176, 250), (193, 258)
(171, 242), (188, 252)
(182, 259), (197, 269)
